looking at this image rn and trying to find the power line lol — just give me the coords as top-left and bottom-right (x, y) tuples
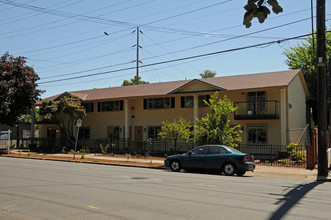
(141, 0), (232, 26)
(34, 16), (311, 75)
(0, 0), (85, 26)
(38, 33), (311, 85)
(140, 17), (311, 62)
(0, 0), (138, 27)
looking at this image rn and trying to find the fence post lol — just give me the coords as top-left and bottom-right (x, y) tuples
(306, 145), (315, 169)
(270, 144), (273, 166)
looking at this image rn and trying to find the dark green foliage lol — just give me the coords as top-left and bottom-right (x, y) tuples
(121, 76), (149, 86)
(200, 70), (216, 79)
(0, 53), (42, 126)
(194, 92), (242, 148)
(158, 117), (192, 153)
(39, 96), (86, 141)
(283, 31), (331, 124)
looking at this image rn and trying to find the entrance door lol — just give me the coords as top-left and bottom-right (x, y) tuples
(135, 126), (143, 149)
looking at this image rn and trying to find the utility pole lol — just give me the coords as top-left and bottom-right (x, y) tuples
(316, 0), (328, 177)
(134, 26), (142, 85)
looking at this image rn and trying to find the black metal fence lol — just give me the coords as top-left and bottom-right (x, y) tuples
(238, 143), (307, 168)
(9, 138), (307, 168)
(11, 138), (196, 156)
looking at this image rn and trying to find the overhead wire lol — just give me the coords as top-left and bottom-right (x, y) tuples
(36, 16), (312, 79)
(0, 0), (85, 26)
(38, 33), (312, 85)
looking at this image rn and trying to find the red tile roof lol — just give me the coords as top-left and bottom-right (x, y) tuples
(39, 69), (304, 104)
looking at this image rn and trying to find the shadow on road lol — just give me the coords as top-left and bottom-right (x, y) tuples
(268, 177), (328, 220)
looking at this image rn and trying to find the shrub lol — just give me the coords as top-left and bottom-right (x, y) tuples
(286, 143), (306, 161)
(125, 153), (131, 161)
(144, 152), (151, 160)
(61, 146), (67, 154)
(100, 144), (109, 155)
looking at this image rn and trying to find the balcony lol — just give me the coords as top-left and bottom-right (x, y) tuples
(234, 100), (279, 120)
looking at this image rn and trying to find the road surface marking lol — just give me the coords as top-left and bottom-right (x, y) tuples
(88, 206), (100, 210)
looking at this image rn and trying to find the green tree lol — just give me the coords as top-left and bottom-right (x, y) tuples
(18, 108), (40, 123)
(121, 75), (149, 86)
(158, 117), (192, 153)
(39, 96), (86, 142)
(194, 92), (242, 148)
(283, 31), (331, 124)
(243, 0), (283, 28)
(200, 70), (216, 79)
(0, 53), (42, 126)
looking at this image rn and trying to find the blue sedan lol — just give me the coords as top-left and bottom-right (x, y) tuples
(164, 145), (255, 176)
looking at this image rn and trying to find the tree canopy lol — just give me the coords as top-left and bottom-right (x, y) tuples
(158, 117), (192, 153)
(243, 0), (283, 28)
(283, 31), (331, 124)
(200, 70), (216, 79)
(121, 76), (149, 86)
(0, 52), (42, 126)
(39, 96), (86, 142)
(194, 92), (242, 148)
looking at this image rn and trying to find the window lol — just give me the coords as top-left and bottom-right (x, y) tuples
(198, 95), (210, 107)
(82, 102), (94, 113)
(98, 100), (123, 112)
(148, 126), (162, 139)
(181, 95), (210, 108)
(107, 126), (120, 140)
(191, 146), (208, 155)
(247, 124), (267, 144)
(47, 127), (57, 139)
(248, 91), (266, 114)
(79, 127), (90, 139)
(181, 96), (194, 108)
(144, 97), (175, 109)
(208, 146), (228, 155)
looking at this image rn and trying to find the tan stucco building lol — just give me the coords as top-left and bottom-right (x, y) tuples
(37, 69), (309, 150)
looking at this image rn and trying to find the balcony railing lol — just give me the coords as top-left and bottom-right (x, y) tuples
(234, 100), (279, 120)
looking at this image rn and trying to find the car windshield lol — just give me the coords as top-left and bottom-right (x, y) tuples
(226, 146), (243, 154)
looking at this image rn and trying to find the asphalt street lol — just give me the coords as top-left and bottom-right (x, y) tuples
(0, 157), (330, 220)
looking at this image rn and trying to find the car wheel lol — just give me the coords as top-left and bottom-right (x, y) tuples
(170, 160), (181, 172)
(223, 163), (236, 176)
(236, 171), (246, 176)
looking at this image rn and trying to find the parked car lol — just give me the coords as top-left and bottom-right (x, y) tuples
(164, 145), (255, 176)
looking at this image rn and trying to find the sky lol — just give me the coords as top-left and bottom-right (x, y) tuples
(0, 0), (330, 99)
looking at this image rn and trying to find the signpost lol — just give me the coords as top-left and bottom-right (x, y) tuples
(73, 119), (82, 160)
(1, 129), (12, 154)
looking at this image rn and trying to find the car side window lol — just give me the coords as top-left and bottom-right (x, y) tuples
(191, 146), (208, 155)
(208, 146), (221, 154)
(219, 147), (229, 154)
(207, 146), (229, 155)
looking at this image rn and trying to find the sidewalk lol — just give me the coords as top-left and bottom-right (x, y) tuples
(2, 151), (330, 182)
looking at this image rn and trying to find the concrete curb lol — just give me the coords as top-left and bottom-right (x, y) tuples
(1, 155), (167, 170)
(2, 154), (330, 181)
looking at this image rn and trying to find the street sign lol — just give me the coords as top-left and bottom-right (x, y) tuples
(76, 119), (82, 127)
(0, 134), (8, 140)
(0, 129), (11, 154)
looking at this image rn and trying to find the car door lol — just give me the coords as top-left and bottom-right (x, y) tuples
(205, 146), (230, 169)
(183, 146), (209, 169)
